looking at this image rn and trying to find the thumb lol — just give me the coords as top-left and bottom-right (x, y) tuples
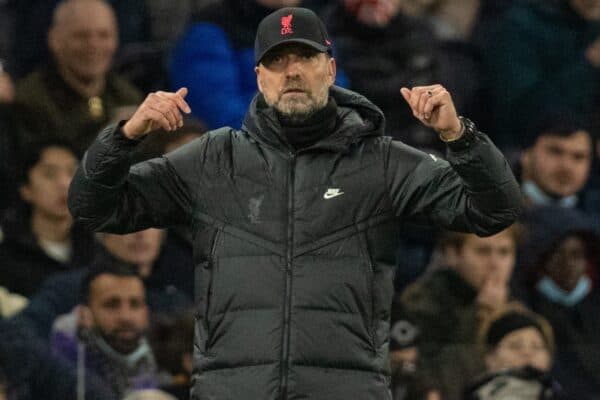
(400, 87), (411, 103)
(176, 87), (188, 98)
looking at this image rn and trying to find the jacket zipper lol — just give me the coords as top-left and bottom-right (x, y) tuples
(279, 152), (295, 400)
(360, 232), (377, 354)
(205, 229), (222, 332)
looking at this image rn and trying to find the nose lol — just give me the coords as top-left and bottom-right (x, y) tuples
(116, 304), (136, 323)
(284, 55), (302, 76)
(58, 171), (73, 190)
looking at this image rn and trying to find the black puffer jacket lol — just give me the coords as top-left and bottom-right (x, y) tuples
(68, 86), (521, 400)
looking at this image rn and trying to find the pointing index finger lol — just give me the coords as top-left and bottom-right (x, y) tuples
(166, 88), (192, 114)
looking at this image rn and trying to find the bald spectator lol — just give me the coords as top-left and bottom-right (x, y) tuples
(13, 0), (142, 154)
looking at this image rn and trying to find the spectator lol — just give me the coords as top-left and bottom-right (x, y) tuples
(480, 0), (600, 150)
(12, 0), (142, 155)
(325, 0), (438, 148)
(480, 303), (554, 374)
(401, 225), (519, 400)
(8, 0), (151, 79)
(389, 295), (437, 400)
(519, 111), (593, 210)
(51, 260), (159, 399)
(10, 229), (192, 342)
(519, 206), (600, 399)
(465, 303), (562, 400)
(169, 0), (347, 130)
(0, 318), (117, 400)
(0, 139), (96, 297)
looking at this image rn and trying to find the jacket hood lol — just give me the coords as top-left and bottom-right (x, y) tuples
(242, 85), (385, 153)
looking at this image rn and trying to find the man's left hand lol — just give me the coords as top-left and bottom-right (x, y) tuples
(400, 84), (463, 141)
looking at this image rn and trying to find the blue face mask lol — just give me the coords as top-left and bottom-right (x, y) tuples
(522, 181), (578, 208)
(536, 275), (591, 307)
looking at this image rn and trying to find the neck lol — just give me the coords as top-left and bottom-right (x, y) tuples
(31, 210), (72, 242)
(56, 63), (106, 98)
(277, 97), (338, 150)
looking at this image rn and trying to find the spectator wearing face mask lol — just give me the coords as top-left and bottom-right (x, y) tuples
(518, 205), (600, 399)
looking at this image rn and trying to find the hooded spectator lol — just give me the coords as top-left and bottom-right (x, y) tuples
(519, 206), (600, 399)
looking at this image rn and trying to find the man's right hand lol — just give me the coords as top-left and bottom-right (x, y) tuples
(122, 87), (192, 140)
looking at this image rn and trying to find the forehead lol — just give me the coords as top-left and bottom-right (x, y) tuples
(464, 231), (515, 248)
(265, 42), (323, 57)
(90, 274), (144, 301)
(536, 131), (592, 151)
(35, 147), (77, 167)
(56, 1), (116, 32)
(500, 327), (545, 344)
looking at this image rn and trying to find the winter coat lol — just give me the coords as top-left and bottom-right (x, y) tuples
(400, 268), (486, 400)
(68, 85), (521, 400)
(0, 206), (96, 297)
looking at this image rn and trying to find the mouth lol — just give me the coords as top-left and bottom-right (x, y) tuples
(283, 88), (305, 94)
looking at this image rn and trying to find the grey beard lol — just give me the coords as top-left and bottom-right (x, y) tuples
(275, 105), (319, 124)
(273, 96), (328, 124)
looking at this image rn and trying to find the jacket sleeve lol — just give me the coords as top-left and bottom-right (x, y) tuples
(385, 118), (522, 236)
(68, 123), (200, 234)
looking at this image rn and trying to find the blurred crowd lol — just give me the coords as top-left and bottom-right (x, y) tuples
(0, 0), (599, 399)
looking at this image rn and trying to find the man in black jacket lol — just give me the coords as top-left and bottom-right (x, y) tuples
(68, 7), (521, 400)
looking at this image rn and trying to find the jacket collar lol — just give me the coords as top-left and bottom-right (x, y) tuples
(242, 86), (385, 154)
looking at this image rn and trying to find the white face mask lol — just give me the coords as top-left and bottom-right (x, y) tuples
(536, 275), (592, 307)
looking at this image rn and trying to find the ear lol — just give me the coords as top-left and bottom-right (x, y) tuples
(48, 27), (59, 55)
(77, 305), (94, 329)
(255, 66), (264, 93)
(520, 149), (531, 179)
(327, 57), (337, 86)
(19, 183), (32, 203)
(443, 245), (461, 268)
(484, 352), (497, 371)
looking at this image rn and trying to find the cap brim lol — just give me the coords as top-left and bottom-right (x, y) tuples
(256, 39), (330, 65)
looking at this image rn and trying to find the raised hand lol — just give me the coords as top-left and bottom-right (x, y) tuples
(122, 87), (192, 140)
(400, 84), (463, 141)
